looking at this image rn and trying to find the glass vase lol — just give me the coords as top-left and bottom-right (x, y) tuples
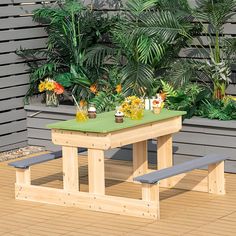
(76, 107), (88, 122)
(46, 91), (59, 107)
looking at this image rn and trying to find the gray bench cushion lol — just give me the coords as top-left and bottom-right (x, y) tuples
(9, 148), (86, 169)
(134, 154), (229, 184)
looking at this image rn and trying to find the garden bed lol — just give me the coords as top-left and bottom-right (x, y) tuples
(25, 103), (236, 173)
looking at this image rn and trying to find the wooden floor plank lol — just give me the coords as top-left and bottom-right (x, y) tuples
(1, 154), (236, 235)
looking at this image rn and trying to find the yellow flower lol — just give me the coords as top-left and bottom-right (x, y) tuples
(38, 81), (45, 93)
(116, 84), (122, 93)
(120, 96), (144, 118)
(132, 98), (141, 106)
(45, 81), (55, 91)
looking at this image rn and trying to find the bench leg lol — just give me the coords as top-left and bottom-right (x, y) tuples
(142, 183), (160, 219)
(62, 146), (79, 191)
(157, 134), (173, 188)
(16, 168), (31, 185)
(208, 161), (225, 194)
(133, 140), (148, 178)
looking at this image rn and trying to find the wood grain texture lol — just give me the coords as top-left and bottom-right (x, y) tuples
(62, 146), (79, 191)
(133, 141), (148, 178)
(208, 161), (225, 194)
(158, 134), (173, 188)
(16, 168), (31, 185)
(2, 154), (236, 235)
(88, 149), (105, 195)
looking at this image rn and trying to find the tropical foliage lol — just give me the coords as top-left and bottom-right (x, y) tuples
(86, 0), (197, 97)
(167, 0), (236, 99)
(90, 68), (124, 112)
(196, 98), (236, 120)
(161, 81), (209, 118)
(16, 0), (236, 120)
(17, 0), (118, 103)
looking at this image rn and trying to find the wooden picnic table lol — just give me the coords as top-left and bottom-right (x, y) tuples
(12, 109), (228, 219)
(45, 109), (185, 218)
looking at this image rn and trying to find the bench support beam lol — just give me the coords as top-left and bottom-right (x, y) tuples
(208, 161), (225, 194)
(16, 168), (31, 185)
(142, 183), (160, 219)
(15, 184), (159, 220)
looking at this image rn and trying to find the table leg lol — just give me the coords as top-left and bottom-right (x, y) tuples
(62, 146), (79, 191)
(88, 149), (105, 195)
(133, 140), (148, 178)
(157, 134), (173, 188)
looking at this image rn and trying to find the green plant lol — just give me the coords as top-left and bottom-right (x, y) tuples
(194, 0), (236, 99)
(17, 0), (117, 103)
(196, 98), (236, 120)
(168, 0), (236, 99)
(86, 0), (196, 97)
(161, 80), (209, 118)
(90, 68), (124, 113)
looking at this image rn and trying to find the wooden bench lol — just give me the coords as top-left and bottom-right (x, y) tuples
(9, 149), (86, 185)
(134, 154), (228, 219)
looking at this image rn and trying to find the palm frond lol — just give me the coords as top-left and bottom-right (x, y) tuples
(194, 0), (236, 29)
(126, 0), (157, 17)
(121, 62), (154, 96)
(138, 11), (190, 41)
(85, 45), (118, 67)
(137, 35), (167, 64)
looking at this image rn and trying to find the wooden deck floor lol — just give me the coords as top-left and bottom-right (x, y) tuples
(1, 153), (236, 236)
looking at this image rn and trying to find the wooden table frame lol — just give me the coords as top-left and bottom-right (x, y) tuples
(15, 116), (184, 219)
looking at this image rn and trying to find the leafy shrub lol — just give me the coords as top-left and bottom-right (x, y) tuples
(161, 81), (209, 118)
(196, 99), (236, 120)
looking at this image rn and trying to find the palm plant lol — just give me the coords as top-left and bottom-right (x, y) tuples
(168, 0), (236, 99)
(17, 0), (117, 103)
(86, 0), (196, 97)
(194, 0), (236, 99)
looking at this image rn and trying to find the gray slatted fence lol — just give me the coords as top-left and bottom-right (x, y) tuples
(0, 0), (236, 153)
(0, 0), (54, 152)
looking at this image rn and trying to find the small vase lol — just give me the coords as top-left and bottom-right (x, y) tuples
(46, 91), (59, 107)
(76, 107), (88, 122)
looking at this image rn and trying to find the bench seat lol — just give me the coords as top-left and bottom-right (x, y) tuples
(9, 148), (86, 169)
(134, 154), (229, 184)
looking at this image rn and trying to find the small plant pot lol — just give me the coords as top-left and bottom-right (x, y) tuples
(153, 106), (161, 114)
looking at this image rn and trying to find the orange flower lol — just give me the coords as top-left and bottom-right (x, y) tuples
(159, 92), (166, 101)
(90, 84), (97, 94)
(116, 84), (122, 93)
(152, 100), (160, 105)
(79, 100), (87, 107)
(54, 82), (64, 95)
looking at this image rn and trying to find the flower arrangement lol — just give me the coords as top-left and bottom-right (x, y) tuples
(38, 78), (64, 107)
(152, 93), (166, 114)
(38, 78), (64, 94)
(121, 96), (145, 119)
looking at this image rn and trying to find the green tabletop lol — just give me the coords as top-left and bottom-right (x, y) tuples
(47, 109), (186, 133)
